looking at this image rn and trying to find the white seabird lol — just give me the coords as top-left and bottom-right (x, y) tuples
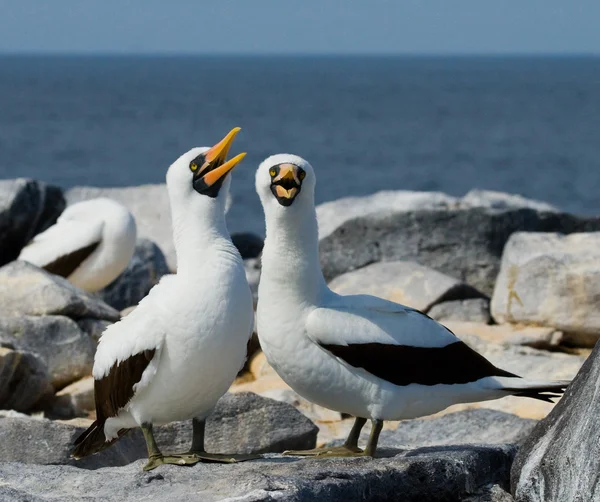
(72, 128), (254, 471)
(18, 197), (137, 292)
(255, 154), (569, 458)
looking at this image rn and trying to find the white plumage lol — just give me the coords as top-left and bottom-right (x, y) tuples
(18, 198), (136, 292)
(72, 129), (253, 470)
(255, 154), (568, 456)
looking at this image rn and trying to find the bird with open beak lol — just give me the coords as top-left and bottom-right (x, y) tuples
(72, 128), (256, 471)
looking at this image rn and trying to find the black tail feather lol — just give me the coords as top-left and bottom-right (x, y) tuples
(71, 420), (128, 459)
(504, 382), (569, 403)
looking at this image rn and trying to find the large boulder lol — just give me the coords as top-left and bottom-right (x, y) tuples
(492, 232), (600, 346)
(0, 261), (119, 321)
(154, 392), (318, 455)
(0, 444), (515, 501)
(319, 207), (600, 295)
(0, 413), (144, 470)
(461, 189), (558, 213)
(328, 260), (484, 312)
(316, 190), (460, 240)
(0, 316), (95, 389)
(511, 342), (600, 502)
(99, 238), (170, 311)
(67, 185), (233, 271)
(428, 298), (491, 324)
(0, 393), (316, 469)
(0, 348), (53, 412)
(0, 178), (65, 267)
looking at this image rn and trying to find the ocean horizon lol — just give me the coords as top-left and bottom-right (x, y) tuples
(1, 54), (599, 234)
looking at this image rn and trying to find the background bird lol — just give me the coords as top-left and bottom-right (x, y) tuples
(72, 128), (255, 471)
(254, 153), (569, 458)
(18, 197), (137, 292)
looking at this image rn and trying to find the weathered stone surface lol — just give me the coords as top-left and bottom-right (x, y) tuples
(316, 190), (460, 239)
(492, 232), (600, 346)
(0, 392), (316, 470)
(0, 347), (53, 412)
(328, 261), (484, 312)
(0, 444), (515, 501)
(231, 232), (264, 259)
(0, 415), (144, 469)
(464, 484), (515, 502)
(76, 318), (113, 343)
(157, 392), (318, 455)
(461, 189), (558, 213)
(244, 257), (261, 307)
(98, 238), (170, 311)
(511, 342), (600, 502)
(319, 207), (600, 295)
(443, 322), (563, 350)
(379, 409), (536, 448)
(51, 376), (95, 418)
(0, 261), (119, 321)
(67, 185), (233, 271)
(0, 316), (95, 389)
(428, 298), (492, 323)
(0, 178), (65, 267)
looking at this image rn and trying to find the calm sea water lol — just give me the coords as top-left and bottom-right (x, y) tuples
(1, 55), (599, 234)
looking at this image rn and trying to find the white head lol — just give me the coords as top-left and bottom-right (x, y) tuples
(255, 154), (316, 218)
(166, 127), (246, 224)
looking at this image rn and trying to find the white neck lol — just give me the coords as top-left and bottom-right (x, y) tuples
(260, 196), (327, 305)
(171, 195), (236, 275)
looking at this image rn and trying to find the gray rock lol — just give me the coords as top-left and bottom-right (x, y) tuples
(50, 376), (95, 419)
(429, 298), (492, 323)
(491, 232), (600, 346)
(328, 260), (484, 312)
(379, 409), (536, 447)
(0, 415), (144, 470)
(319, 207), (600, 295)
(155, 392), (318, 455)
(244, 257), (261, 307)
(67, 185), (233, 271)
(464, 484), (515, 502)
(511, 342), (600, 502)
(0, 261), (119, 321)
(0, 178), (65, 267)
(0, 392), (316, 469)
(316, 190), (460, 239)
(461, 189), (558, 213)
(231, 232), (264, 259)
(0, 316), (95, 389)
(76, 318), (113, 343)
(461, 333), (584, 383)
(98, 238), (170, 311)
(0, 347), (53, 412)
(0, 444), (515, 501)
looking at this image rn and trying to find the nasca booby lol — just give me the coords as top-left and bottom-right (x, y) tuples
(18, 197), (137, 292)
(72, 128), (255, 471)
(255, 154), (569, 458)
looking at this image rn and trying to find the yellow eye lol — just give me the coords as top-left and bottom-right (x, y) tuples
(299, 170), (306, 180)
(269, 168), (277, 177)
(190, 163), (198, 172)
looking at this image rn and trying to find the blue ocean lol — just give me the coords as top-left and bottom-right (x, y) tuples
(1, 55), (599, 234)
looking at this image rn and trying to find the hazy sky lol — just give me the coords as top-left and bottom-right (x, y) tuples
(1, 0), (599, 55)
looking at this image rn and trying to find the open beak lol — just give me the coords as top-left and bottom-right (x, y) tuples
(270, 163), (303, 206)
(204, 127), (241, 166)
(203, 152), (246, 187)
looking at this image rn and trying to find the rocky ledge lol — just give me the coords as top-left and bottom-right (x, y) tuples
(0, 445), (515, 502)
